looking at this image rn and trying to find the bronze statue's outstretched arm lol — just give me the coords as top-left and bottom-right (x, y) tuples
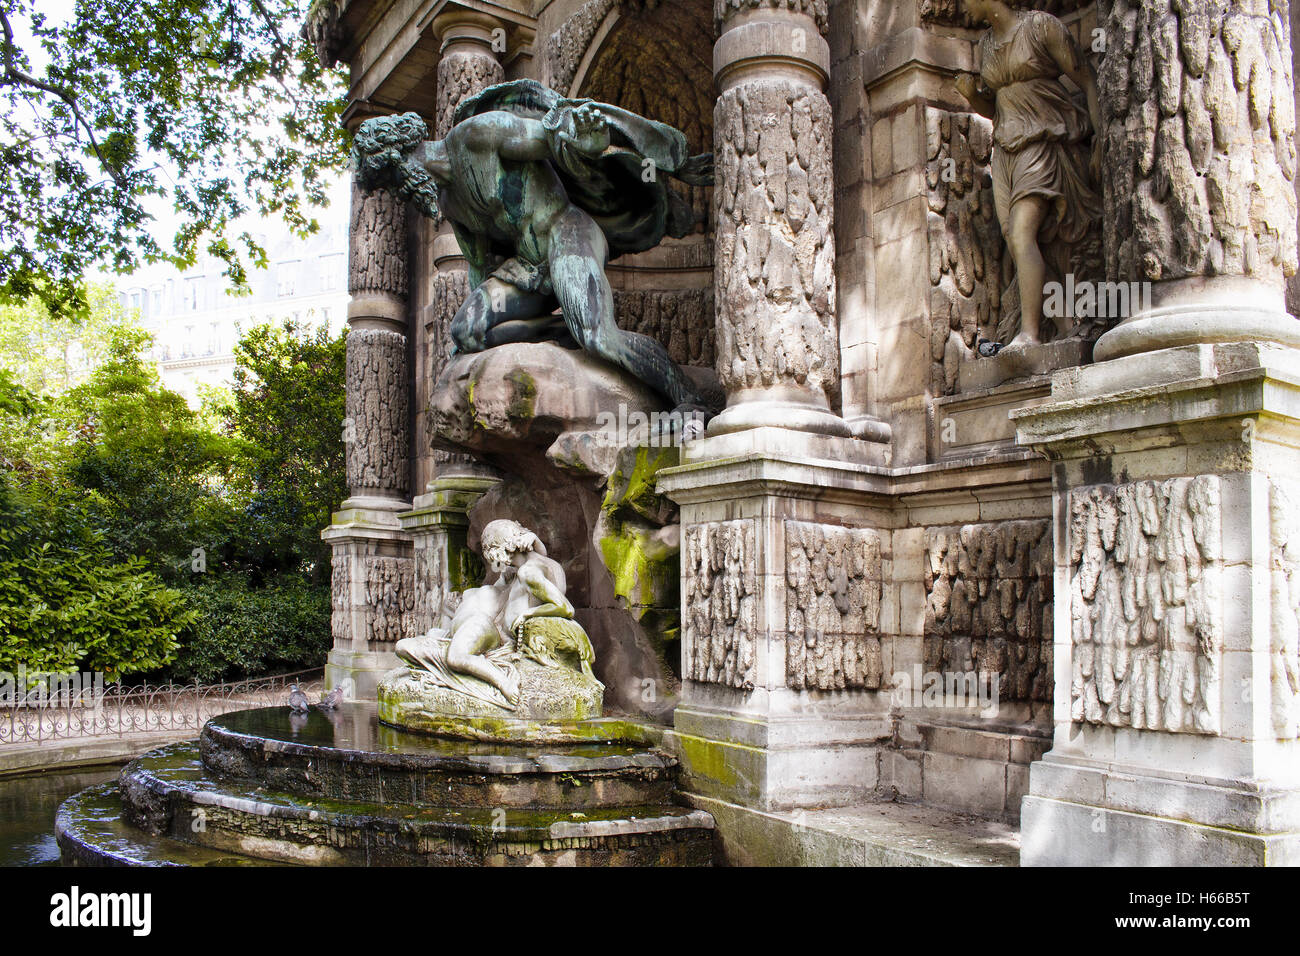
(459, 111), (552, 161)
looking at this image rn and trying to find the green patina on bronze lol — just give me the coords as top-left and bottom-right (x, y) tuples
(352, 78), (717, 417)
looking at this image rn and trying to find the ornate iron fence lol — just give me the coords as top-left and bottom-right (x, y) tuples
(0, 669), (323, 745)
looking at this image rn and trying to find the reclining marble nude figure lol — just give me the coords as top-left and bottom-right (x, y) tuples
(393, 519), (599, 713)
(353, 79), (715, 417)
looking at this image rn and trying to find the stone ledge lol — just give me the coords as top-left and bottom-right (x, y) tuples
(684, 791), (1020, 866)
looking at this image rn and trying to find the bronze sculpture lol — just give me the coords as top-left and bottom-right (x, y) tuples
(353, 79), (713, 413)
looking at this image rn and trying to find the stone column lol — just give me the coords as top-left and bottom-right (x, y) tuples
(1092, 0), (1300, 361)
(397, 8), (505, 637)
(322, 149), (416, 698)
(705, 0), (852, 446)
(1015, 0), (1300, 864)
(658, 0), (895, 816)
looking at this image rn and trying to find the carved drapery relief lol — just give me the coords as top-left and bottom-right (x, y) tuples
(614, 289), (716, 367)
(349, 183), (408, 297)
(1100, 0), (1298, 284)
(714, 81), (838, 398)
(926, 108), (1007, 395)
(1271, 480), (1300, 737)
(1069, 476), (1223, 734)
(329, 551), (416, 646)
(924, 519), (1053, 702)
(330, 552), (352, 642)
(362, 556), (416, 644)
(683, 519), (757, 689)
(345, 328), (410, 497)
(785, 522), (883, 691)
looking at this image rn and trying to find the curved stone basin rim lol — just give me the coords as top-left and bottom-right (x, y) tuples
(203, 703), (673, 776)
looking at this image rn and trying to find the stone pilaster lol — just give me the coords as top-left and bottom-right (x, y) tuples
(1013, 0), (1300, 863)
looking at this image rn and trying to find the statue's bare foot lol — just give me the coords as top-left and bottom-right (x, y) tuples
(499, 669), (521, 706)
(1004, 332), (1040, 352)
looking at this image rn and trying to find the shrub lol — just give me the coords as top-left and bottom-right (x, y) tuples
(0, 474), (191, 681)
(166, 574), (331, 685)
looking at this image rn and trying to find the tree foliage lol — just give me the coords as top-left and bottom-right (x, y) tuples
(0, 472), (194, 681)
(0, 0), (348, 315)
(206, 319), (345, 582)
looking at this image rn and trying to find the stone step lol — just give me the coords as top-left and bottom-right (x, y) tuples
(120, 743), (715, 866)
(56, 784), (285, 867)
(686, 793), (1021, 866)
(201, 705), (678, 810)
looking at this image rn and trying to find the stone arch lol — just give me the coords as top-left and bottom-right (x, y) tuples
(570, 0), (717, 370)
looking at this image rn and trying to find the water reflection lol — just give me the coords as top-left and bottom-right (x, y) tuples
(0, 765), (119, 866)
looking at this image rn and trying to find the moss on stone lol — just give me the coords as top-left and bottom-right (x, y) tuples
(504, 368), (537, 420)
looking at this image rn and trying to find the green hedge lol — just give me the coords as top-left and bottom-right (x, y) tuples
(167, 574), (331, 685)
(0, 475), (191, 681)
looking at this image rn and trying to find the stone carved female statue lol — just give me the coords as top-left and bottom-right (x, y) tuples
(394, 518), (595, 710)
(956, 0), (1102, 348)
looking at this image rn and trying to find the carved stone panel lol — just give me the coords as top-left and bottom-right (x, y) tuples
(362, 555), (415, 645)
(1100, 0), (1298, 285)
(614, 289), (715, 368)
(345, 328), (410, 497)
(683, 519), (757, 690)
(1069, 476), (1223, 734)
(785, 522), (882, 691)
(1271, 479), (1300, 737)
(714, 81), (838, 399)
(330, 552), (353, 643)
(926, 107), (1006, 396)
(924, 519), (1053, 702)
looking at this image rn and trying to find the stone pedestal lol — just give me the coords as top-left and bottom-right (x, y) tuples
(659, 454), (894, 810)
(1014, 340), (1300, 865)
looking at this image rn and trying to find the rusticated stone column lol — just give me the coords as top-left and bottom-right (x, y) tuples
(344, 182), (410, 509)
(1093, 0), (1300, 360)
(706, 0), (851, 439)
(322, 133), (416, 698)
(425, 9), (505, 478)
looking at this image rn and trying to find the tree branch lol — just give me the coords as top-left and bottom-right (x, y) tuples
(0, 7), (127, 188)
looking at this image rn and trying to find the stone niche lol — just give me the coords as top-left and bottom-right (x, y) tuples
(429, 340), (722, 721)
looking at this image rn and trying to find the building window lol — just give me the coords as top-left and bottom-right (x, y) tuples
(319, 254), (342, 292)
(277, 261), (299, 297)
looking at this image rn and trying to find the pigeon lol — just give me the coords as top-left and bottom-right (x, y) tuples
(977, 338), (1003, 358)
(288, 682), (310, 714)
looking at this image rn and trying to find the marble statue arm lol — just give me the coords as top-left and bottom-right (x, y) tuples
(509, 563), (575, 637)
(954, 74), (996, 119)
